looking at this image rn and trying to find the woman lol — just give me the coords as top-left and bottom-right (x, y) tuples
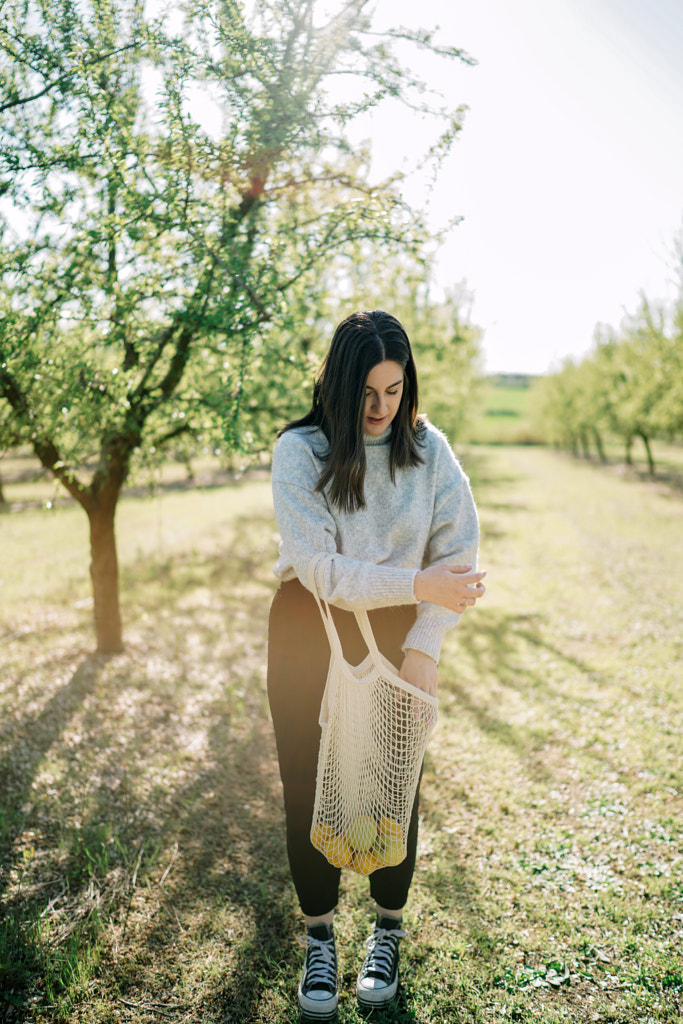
(268, 310), (485, 1020)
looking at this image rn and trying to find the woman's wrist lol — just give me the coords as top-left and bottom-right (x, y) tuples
(403, 646), (437, 665)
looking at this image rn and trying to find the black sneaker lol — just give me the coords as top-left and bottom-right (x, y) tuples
(298, 922), (338, 1021)
(356, 915), (406, 1008)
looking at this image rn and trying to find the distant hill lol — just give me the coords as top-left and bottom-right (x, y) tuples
(486, 373), (540, 389)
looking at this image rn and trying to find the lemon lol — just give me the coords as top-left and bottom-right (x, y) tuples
(352, 849), (384, 875)
(311, 822), (335, 852)
(375, 834), (406, 866)
(346, 815), (377, 852)
(326, 834), (353, 868)
(378, 816), (402, 841)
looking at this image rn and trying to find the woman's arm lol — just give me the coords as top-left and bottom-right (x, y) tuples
(399, 563), (486, 695)
(401, 429), (484, 662)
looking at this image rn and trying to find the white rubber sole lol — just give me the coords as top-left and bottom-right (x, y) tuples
(298, 987), (338, 1022)
(356, 971), (399, 1008)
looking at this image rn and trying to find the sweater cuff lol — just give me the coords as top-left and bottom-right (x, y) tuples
(402, 610), (462, 663)
(313, 559), (420, 611)
(374, 567), (421, 608)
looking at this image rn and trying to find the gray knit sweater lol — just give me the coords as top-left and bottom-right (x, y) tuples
(271, 419), (479, 663)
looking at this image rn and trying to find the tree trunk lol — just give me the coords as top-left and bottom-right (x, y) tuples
(87, 499), (123, 653)
(592, 428), (607, 464)
(0, 469), (6, 507)
(625, 435), (633, 466)
(638, 431), (656, 476)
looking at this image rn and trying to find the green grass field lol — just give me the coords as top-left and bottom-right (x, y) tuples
(464, 377), (540, 445)
(1, 445), (682, 1022)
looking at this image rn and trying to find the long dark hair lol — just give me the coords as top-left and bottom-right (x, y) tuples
(280, 310), (424, 512)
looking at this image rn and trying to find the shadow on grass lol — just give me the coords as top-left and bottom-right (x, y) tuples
(437, 606), (616, 791)
(458, 446), (526, 496)
(0, 651), (114, 1013)
(457, 606), (603, 687)
(551, 446), (683, 499)
(96, 512), (298, 1018)
(440, 609), (555, 769)
(2, 508), (318, 1021)
(1, 510), (499, 1021)
(0, 653), (106, 899)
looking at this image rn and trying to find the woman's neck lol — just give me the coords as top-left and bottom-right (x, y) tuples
(363, 425), (392, 446)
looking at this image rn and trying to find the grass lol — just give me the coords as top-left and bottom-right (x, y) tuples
(465, 379), (540, 445)
(1, 445), (683, 1022)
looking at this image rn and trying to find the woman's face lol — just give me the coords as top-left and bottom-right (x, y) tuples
(364, 360), (404, 435)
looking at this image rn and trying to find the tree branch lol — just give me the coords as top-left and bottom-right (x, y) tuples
(129, 325), (178, 402)
(153, 422), (193, 448)
(0, 363), (89, 504)
(0, 42), (141, 114)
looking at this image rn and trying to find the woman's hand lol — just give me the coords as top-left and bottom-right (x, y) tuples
(414, 563), (486, 614)
(399, 648), (439, 698)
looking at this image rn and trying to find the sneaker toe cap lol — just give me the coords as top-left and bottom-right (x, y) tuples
(358, 977), (387, 991)
(306, 988), (335, 1001)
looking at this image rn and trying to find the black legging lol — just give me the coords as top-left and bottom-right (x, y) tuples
(267, 578), (422, 917)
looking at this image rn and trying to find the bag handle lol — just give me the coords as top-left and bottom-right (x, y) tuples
(352, 608), (385, 667)
(306, 554), (345, 661)
(306, 553), (386, 668)
(307, 554), (438, 708)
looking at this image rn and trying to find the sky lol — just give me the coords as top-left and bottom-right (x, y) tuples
(345, 0), (683, 374)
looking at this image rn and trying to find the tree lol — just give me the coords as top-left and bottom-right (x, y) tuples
(533, 358), (588, 457)
(592, 300), (679, 474)
(0, 0), (474, 651)
(534, 296), (683, 474)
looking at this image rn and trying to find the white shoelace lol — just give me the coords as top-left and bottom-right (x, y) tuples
(299, 933), (337, 993)
(362, 926), (407, 981)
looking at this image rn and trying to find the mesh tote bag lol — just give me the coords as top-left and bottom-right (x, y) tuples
(307, 555), (439, 875)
